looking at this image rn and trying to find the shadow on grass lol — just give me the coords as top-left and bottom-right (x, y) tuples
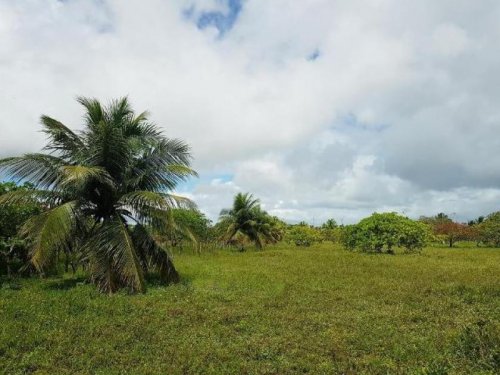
(146, 272), (194, 289)
(44, 276), (88, 291)
(39, 273), (194, 293)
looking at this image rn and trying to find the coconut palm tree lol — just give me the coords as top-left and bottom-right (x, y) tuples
(0, 97), (196, 293)
(219, 193), (278, 249)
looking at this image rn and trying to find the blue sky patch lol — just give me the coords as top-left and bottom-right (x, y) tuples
(307, 49), (321, 61)
(176, 172), (234, 193)
(335, 113), (390, 133)
(186, 0), (243, 36)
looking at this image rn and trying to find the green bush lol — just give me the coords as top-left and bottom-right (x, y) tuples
(341, 212), (430, 253)
(0, 182), (41, 276)
(478, 212), (500, 247)
(286, 224), (321, 247)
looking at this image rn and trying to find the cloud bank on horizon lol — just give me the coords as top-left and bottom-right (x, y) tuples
(1, 0), (500, 224)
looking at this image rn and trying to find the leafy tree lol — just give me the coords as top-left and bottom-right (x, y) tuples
(420, 213), (472, 247)
(478, 212), (500, 247)
(321, 219), (338, 229)
(219, 193), (278, 250)
(468, 216), (485, 226)
(320, 219), (341, 242)
(159, 209), (212, 251)
(0, 182), (41, 275)
(433, 221), (471, 248)
(0, 182), (41, 238)
(419, 213), (452, 226)
(342, 212), (429, 253)
(0, 97), (196, 293)
(286, 224), (322, 247)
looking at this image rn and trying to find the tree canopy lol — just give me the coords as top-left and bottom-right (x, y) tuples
(342, 212), (430, 253)
(219, 193), (280, 249)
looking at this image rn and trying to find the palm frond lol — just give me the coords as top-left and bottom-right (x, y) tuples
(119, 191), (195, 219)
(86, 246), (118, 294)
(127, 139), (196, 191)
(40, 115), (85, 158)
(21, 201), (77, 271)
(77, 96), (105, 126)
(84, 118), (130, 179)
(0, 154), (66, 189)
(59, 165), (115, 190)
(83, 216), (145, 293)
(0, 189), (62, 208)
(106, 97), (133, 127)
(224, 223), (239, 242)
(131, 224), (180, 284)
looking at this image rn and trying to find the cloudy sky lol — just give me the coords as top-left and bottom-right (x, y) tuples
(1, 0), (500, 224)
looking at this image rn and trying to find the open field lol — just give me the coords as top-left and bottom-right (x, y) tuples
(1, 244), (499, 374)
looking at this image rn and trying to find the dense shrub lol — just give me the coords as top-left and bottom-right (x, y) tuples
(0, 182), (41, 276)
(342, 212), (430, 253)
(478, 212), (500, 247)
(286, 224), (321, 247)
(158, 209), (213, 251)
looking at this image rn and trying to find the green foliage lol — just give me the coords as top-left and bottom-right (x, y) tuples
(478, 212), (500, 247)
(321, 218), (338, 229)
(342, 212), (430, 253)
(0, 245), (499, 373)
(321, 228), (342, 243)
(286, 224), (322, 246)
(0, 182), (41, 239)
(0, 182), (41, 275)
(0, 97), (196, 293)
(219, 193), (281, 250)
(157, 209), (213, 251)
(171, 209), (212, 242)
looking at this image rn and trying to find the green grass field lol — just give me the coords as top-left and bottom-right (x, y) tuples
(1, 244), (499, 374)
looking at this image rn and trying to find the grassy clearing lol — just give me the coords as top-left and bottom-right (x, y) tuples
(1, 244), (499, 374)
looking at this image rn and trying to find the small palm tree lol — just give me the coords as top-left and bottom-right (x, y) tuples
(219, 193), (277, 249)
(0, 97), (196, 293)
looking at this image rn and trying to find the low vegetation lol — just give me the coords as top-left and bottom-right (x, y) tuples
(1, 244), (498, 374)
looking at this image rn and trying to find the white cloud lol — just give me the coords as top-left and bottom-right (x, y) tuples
(1, 0), (500, 224)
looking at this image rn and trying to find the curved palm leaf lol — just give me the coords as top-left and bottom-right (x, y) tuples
(40, 115), (85, 158)
(219, 193), (275, 249)
(0, 189), (63, 208)
(21, 201), (77, 271)
(0, 154), (66, 189)
(83, 216), (145, 293)
(59, 165), (115, 190)
(131, 224), (179, 283)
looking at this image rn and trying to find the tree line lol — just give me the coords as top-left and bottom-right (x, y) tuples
(1, 97), (499, 293)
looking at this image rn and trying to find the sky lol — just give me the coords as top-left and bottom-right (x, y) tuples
(1, 0), (500, 224)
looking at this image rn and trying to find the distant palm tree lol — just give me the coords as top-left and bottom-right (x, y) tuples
(219, 193), (278, 249)
(0, 97), (196, 293)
